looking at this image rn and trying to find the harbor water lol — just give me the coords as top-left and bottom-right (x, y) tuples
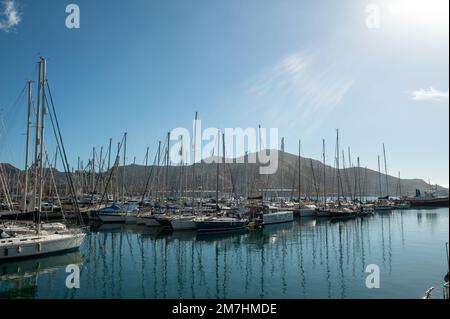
(0, 208), (448, 299)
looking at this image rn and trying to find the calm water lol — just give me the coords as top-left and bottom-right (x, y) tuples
(1, 208), (448, 299)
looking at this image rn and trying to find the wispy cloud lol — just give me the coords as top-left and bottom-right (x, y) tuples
(411, 87), (449, 102)
(0, 0), (21, 33)
(245, 49), (354, 135)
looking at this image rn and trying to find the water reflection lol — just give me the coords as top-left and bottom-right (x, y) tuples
(0, 208), (448, 299)
(0, 251), (83, 298)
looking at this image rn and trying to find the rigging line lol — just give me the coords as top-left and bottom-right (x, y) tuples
(99, 135), (125, 204)
(2, 82), (27, 118)
(141, 145), (159, 203)
(45, 80), (84, 226)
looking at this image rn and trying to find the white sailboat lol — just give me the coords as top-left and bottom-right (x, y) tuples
(1, 229), (86, 261)
(0, 58), (86, 261)
(299, 204), (317, 217)
(169, 214), (197, 230)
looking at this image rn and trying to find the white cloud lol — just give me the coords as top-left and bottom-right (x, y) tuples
(411, 87), (449, 102)
(0, 0), (21, 32)
(245, 50), (354, 136)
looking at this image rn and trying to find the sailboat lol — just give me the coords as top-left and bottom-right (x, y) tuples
(0, 58), (86, 261)
(316, 130), (357, 219)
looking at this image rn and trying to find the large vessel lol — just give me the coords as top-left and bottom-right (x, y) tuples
(407, 190), (449, 208)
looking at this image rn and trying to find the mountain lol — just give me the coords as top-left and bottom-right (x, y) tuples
(1, 150), (448, 198)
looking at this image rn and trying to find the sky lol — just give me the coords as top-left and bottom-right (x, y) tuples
(0, 0), (449, 187)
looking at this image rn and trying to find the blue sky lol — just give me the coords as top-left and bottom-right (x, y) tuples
(0, 0), (449, 187)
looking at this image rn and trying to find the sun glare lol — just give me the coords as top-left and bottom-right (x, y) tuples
(386, 0), (449, 33)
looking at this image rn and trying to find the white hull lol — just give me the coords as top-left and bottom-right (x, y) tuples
(0, 232), (86, 261)
(262, 211), (293, 225)
(99, 214), (126, 223)
(299, 207), (316, 217)
(170, 217), (197, 231)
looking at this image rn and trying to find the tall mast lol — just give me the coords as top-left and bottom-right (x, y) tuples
(322, 139), (326, 206)
(122, 132), (127, 201)
(192, 112), (198, 212)
(280, 137), (284, 198)
(357, 157), (361, 202)
(398, 171), (402, 198)
(92, 146), (96, 194)
(107, 138), (112, 171)
(348, 146), (354, 200)
(222, 133), (226, 198)
(336, 129), (340, 206)
(166, 132), (170, 200)
(215, 130), (220, 211)
(377, 155), (382, 197)
(258, 124), (263, 198)
(37, 57), (47, 215)
(298, 139), (301, 201)
(341, 150), (347, 199)
(23, 80), (32, 212)
(383, 143), (389, 197)
(144, 146), (150, 198)
(156, 141), (161, 202)
(32, 60), (42, 212)
(99, 146), (103, 194)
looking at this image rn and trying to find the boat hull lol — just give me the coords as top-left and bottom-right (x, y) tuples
(262, 211), (294, 225)
(0, 232), (86, 261)
(125, 215), (137, 223)
(196, 220), (247, 233)
(170, 217), (197, 231)
(98, 214), (126, 223)
(408, 198), (449, 208)
(143, 216), (161, 227)
(299, 207), (316, 217)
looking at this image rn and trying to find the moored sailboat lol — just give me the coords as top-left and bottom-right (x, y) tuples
(1, 58), (86, 261)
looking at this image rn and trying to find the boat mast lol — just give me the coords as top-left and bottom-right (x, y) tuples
(336, 129), (340, 207)
(280, 137), (284, 199)
(377, 155), (382, 197)
(348, 146), (354, 200)
(166, 131), (170, 200)
(23, 80), (32, 212)
(32, 59), (42, 213)
(122, 132), (127, 201)
(192, 112), (198, 212)
(37, 57), (47, 217)
(92, 146), (96, 194)
(144, 146), (150, 200)
(383, 143), (389, 198)
(322, 139), (326, 206)
(258, 124), (263, 198)
(222, 133), (226, 199)
(156, 141), (161, 202)
(357, 157), (361, 203)
(215, 130), (220, 211)
(298, 139), (301, 202)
